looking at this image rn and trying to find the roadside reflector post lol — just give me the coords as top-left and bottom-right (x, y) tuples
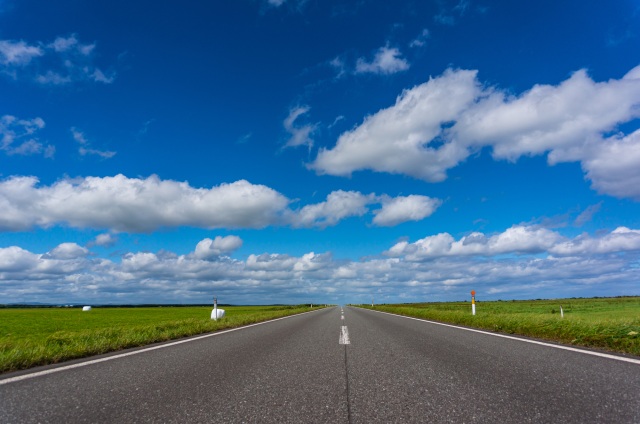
(471, 290), (476, 316)
(211, 296), (225, 320)
(560, 305), (564, 318)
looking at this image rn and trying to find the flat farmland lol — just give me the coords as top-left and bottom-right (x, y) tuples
(361, 297), (640, 356)
(0, 305), (320, 373)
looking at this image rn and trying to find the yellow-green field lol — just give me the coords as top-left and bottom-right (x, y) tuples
(359, 297), (640, 356)
(0, 305), (322, 374)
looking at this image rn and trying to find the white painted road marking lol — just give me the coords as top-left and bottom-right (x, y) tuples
(0, 308), (326, 386)
(339, 326), (350, 345)
(367, 308), (640, 365)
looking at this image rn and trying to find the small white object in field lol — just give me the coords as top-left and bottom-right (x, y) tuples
(82, 306), (92, 311)
(211, 308), (225, 319)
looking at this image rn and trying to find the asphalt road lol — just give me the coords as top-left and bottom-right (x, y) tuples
(1, 306), (639, 423)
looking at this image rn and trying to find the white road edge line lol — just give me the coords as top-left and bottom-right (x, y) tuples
(0, 308), (328, 386)
(362, 308), (640, 365)
(339, 326), (350, 345)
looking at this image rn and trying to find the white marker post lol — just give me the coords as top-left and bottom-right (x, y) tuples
(210, 297), (225, 320)
(471, 290), (476, 316)
(560, 305), (564, 318)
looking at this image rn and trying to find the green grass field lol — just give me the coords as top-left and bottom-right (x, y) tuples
(0, 305), (321, 374)
(360, 297), (640, 356)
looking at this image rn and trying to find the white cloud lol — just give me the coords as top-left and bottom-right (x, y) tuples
(0, 40), (43, 66)
(455, 68), (640, 160)
(0, 115), (51, 157)
(355, 46), (410, 75)
(90, 69), (114, 84)
(312, 65), (640, 200)
(292, 190), (373, 228)
(194, 236), (243, 260)
(290, 190), (442, 228)
(47, 243), (89, 260)
(72, 127), (116, 159)
(0, 175), (291, 232)
(35, 71), (72, 85)
(434, 0), (470, 26)
(293, 252), (332, 272)
(71, 127), (88, 145)
(373, 195), (442, 226)
(386, 225), (640, 260)
(329, 56), (347, 78)
(0, 246), (39, 272)
(574, 203), (602, 227)
(0, 175), (435, 232)
(246, 253), (297, 271)
(409, 29), (430, 48)
(283, 106), (316, 148)
(93, 233), (117, 247)
(2, 225), (640, 305)
(0, 35), (114, 85)
(48, 35), (94, 55)
(577, 129), (640, 200)
(312, 69), (481, 181)
(549, 227), (640, 256)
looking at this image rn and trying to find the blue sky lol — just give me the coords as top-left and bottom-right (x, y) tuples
(1, 0), (640, 305)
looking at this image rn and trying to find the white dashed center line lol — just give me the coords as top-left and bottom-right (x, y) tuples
(339, 325), (350, 345)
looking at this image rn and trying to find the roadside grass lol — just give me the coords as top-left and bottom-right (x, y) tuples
(0, 305), (321, 374)
(359, 297), (640, 356)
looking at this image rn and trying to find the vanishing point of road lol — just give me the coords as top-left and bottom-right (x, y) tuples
(1, 306), (639, 423)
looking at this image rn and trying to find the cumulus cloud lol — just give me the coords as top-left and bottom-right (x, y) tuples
(46, 243), (89, 260)
(549, 227), (640, 256)
(283, 106), (316, 149)
(373, 195), (442, 226)
(0, 174), (438, 232)
(0, 34), (114, 84)
(355, 45), (410, 75)
(312, 68), (481, 181)
(291, 190), (443, 228)
(194, 236), (243, 260)
(2, 226), (640, 305)
(385, 225), (640, 260)
(0, 175), (290, 232)
(0, 115), (53, 157)
(312, 65), (640, 200)
(92, 233), (117, 247)
(576, 129), (640, 200)
(0, 246), (40, 272)
(292, 190), (374, 228)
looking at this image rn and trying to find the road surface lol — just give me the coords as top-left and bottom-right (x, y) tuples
(1, 306), (639, 423)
